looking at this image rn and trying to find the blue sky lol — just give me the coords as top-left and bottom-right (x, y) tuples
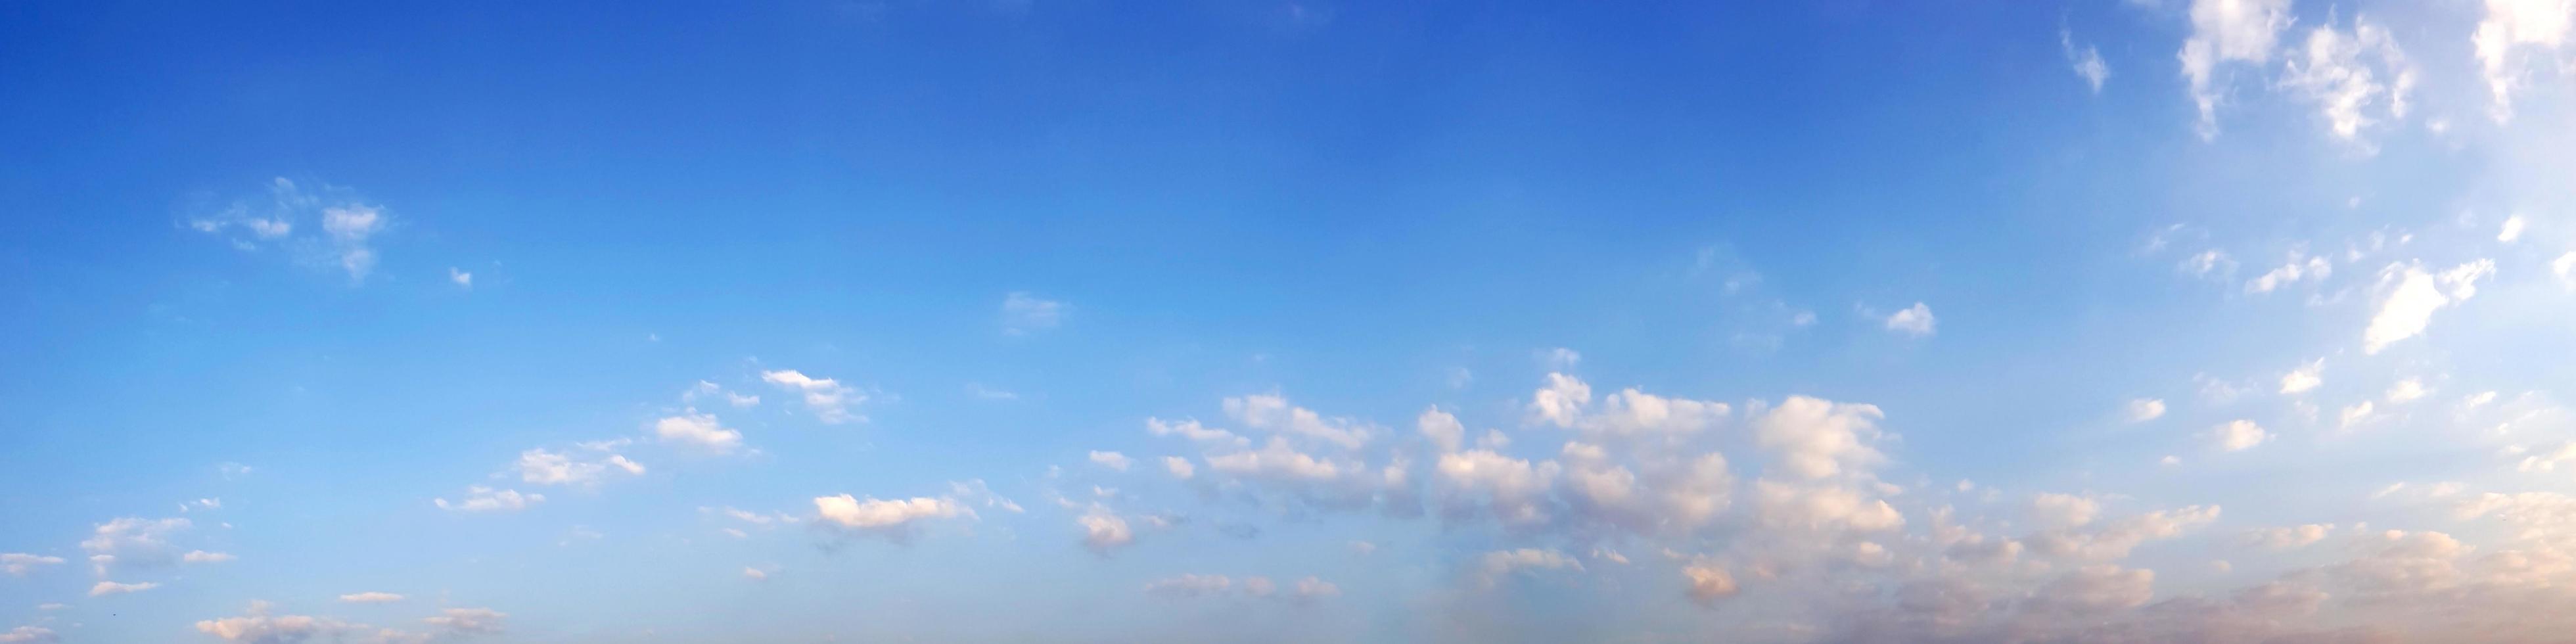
(4, 0), (2576, 642)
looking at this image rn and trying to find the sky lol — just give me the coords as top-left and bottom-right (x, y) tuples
(3, 0), (2576, 642)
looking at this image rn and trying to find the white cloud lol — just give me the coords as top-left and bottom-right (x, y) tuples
(1418, 407), (1466, 453)
(195, 602), (352, 642)
(448, 267), (472, 287)
(2244, 524), (2334, 549)
(2552, 252), (2576, 288)
(2281, 18), (2416, 147)
(812, 494), (968, 543)
(1538, 347), (1582, 370)
(88, 581), (157, 597)
(2180, 249), (2237, 279)
(1161, 456), (1195, 480)
(1224, 394), (1371, 450)
(1883, 302), (1937, 337)
(516, 448), (644, 485)
(1001, 292), (1067, 334)
(1144, 574), (1233, 597)
(2339, 401), (2379, 429)
(182, 550), (235, 564)
(1754, 396), (1887, 480)
(654, 411), (744, 453)
(684, 380), (760, 407)
(1146, 417), (1247, 447)
(760, 370), (864, 425)
(1078, 508), (1136, 555)
(2364, 260), (2493, 354)
(1436, 449), (1560, 526)
(2125, 398), (2168, 423)
(2030, 493), (2104, 529)
(2386, 378), (2429, 403)
(2063, 28), (2110, 93)
(338, 592), (405, 603)
(741, 567), (770, 582)
(0, 553), (64, 576)
(1684, 564), (1740, 606)
(965, 383), (1019, 401)
(321, 204), (386, 280)
(2178, 0), (2293, 138)
(1088, 451), (1132, 471)
(81, 517), (190, 575)
(2499, 215), (2528, 242)
(435, 486), (543, 513)
(1477, 548), (1582, 587)
(2245, 250), (2332, 294)
(2474, 0), (2575, 120)
(2280, 359), (2324, 394)
(2209, 420), (2271, 451)
(423, 607), (506, 636)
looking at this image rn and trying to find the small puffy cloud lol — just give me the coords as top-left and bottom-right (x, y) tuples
(516, 448), (644, 486)
(2280, 18), (2416, 147)
(1143, 574), (1231, 597)
(0, 553), (64, 576)
(1088, 451), (1132, 471)
(183, 550), (235, 564)
(2125, 398), (2168, 423)
(741, 567), (770, 582)
(1884, 302), (1937, 337)
(2245, 250), (2332, 294)
(2499, 215), (2527, 242)
(1538, 347), (1582, 370)
(1224, 394), (1371, 450)
(760, 370), (865, 425)
(654, 411), (744, 454)
(81, 517), (191, 574)
(1078, 508), (1136, 556)
(448, 267), (472, 287)
(187, 178), (392, 282)
(1753, 396), (1887, 480)
(1436, 449), (1560, 526)
(683, 380), (760, 407)
(2208, 420), (2271, 451)
(195, 602), (352, 642)
(338, 592), (405, 604)
(1001, 292), (1067, 335)
(1684, 564), (1739, 606)
(1477, 548), (1581, 587)
(2027, 505), (2222, 561)
(89, 581), (157, 597)
(2030, 493), (2103, 530)
(2385, 378), (2429, 403)
(2178, 0), (2293, 137)
(2062, 28), (2110, 93)
(812, 494), (969, 543)
(1146, 417), (1247, 447)
(2244, 524), (2335, 549)
(423, 607), (507, 636)
(1753, 481), (1904, 532)
(435, 486), (543, 513)
(2279, 359), (2324, 394)
(2179, 250), (2237, 279)
(2364, 260), (2493, 354)
(1161, 457), (1195, 480)
(2552, 252), (2576, 288)
(1349, 541), (1377, 556)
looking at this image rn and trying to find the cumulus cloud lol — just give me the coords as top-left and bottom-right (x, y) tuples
(81, 517), (191, 575)
(1477, 548), (1581, 587)
(1143, 574), (1337, 603)
(1088, 451), (1132, 471)
(2499, 214), (2528, 242)
(2245, 250), (2332, 294)
(422, 607), (506, 636)
(339, 592), (405, 603)
(654, 411), (745, 453)
(760, 370), (865, 425)
(1683, 564), (1740, 606)
(1753, 396), (1886, 480)
(434, 486), (543, 513)
(516, 448), (644, 485)
(2030, 493), (2104, 530)
(1418, 407), (1467, 453)
(1145, 417), (1248, 448)
(2125, 398), (2168, 423)
(0, 626), (56, 643)
(2208, 420), (2271, 451)
(1883, 302), (1937, 337)
(812, 494), (969, 543)
(1078, 507), (1137, 555)
(195, 602), (353, 642)
(2474, 0), (2576, 120)
(2364, 260), (2494, 354)
(2281, 17), (2416, 147)
(2244, 524), (2335, 549)
(1224, 394), (1371, 450)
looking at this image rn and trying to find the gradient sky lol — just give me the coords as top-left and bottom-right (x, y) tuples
(5, 1), (2576, 642)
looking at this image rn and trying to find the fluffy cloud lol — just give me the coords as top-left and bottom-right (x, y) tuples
(1224, 394), (1371, 450)
(1683, 564), (1740, 606)
(1146, 417), (1248, 447)
(2281, 17), (2416, 145)
(1753, 396), (1886, 480)
(0, 626), (56, 643)
(2279, 359), (2324, 394)
(1078, 507), (1136, 555)
(1143, 574), (1338, 603)
(760, 370), (864, 424)
(2245, 250), (2332, 294)
(2364, 260), (2494, 354)
(516, 448), (644, 485)
(2062, 28), (2110, 93)
(81, 517), (191, 575)
(434, 486), (543, 513)
(654, 411), (745, 453)
(195, 602), (352, 642)
(2207, 420), (2271, 451)
(339, 592), (405, 604)
(1884, 302), (1937, 337)
(1418, 407), (1466, 453)
(2499, 214), (2528, 242)
(2030, 493), (2103, 530)
(423, 607), (506, 636)
(1088, 451), (1132, 471)
(2244, 524), (2335, 549)
(1477, 548), (1581, 587)
(2125, 398), (2168, 423)
(2178, 0), (2293, 137)
(186, 178), (394, 281)
(812, 494), (969, 543)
